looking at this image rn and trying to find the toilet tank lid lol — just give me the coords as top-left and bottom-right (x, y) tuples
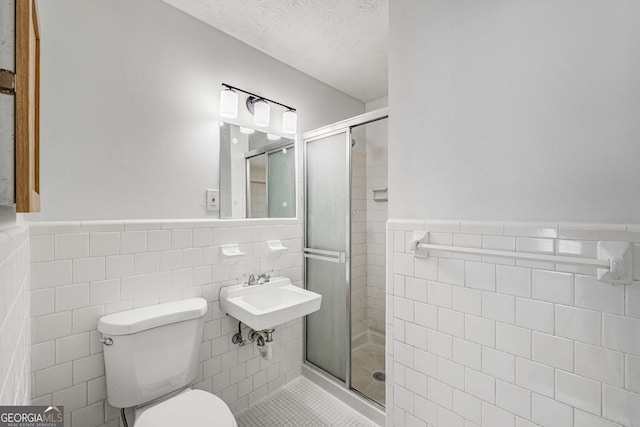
(97, 298), (208, 336)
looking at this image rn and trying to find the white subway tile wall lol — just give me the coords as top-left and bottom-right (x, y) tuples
(0, 224), (31, 405)
(387, 220), (639, 427)
(29, 219), (303, 427)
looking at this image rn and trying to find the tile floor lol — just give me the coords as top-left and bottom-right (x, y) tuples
(350, 343), (386, 405)
(235, 377), (378, 426)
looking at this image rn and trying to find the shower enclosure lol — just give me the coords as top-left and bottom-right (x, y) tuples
(303, 108), (388, 409)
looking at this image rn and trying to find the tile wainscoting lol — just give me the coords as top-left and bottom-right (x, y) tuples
(386, 220), (640, 427)
(0, 224), (31, 405)
(29, 219), (303, 427)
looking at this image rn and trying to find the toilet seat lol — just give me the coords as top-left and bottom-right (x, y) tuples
(134, 389), (237, 427)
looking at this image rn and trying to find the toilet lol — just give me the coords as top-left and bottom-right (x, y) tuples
(97, 298), (237, 427)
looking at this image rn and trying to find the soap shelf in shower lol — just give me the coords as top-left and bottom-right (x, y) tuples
(372, 188), (388, 202)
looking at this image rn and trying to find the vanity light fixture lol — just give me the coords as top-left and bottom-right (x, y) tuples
(267, 134), (281, 141)
(219, 88), (239, 119)
(220, 83), (297, 134)
(239, 127), (255, 135)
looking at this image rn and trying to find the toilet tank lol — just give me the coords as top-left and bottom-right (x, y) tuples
(97, 298), (208, 408)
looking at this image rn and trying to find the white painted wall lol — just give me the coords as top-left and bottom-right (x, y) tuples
(389, 0), (640, 223)
(29, 0), (363, 221)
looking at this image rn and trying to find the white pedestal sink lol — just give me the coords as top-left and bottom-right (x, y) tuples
(219, 276), (321, 330)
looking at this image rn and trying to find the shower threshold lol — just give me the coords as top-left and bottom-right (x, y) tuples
(302, 363), (385, 426)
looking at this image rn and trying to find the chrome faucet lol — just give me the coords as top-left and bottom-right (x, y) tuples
(243, 274), (258, 287)
(257, 272), (271, 283)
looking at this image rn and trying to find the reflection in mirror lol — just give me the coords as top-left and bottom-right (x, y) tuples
(219, 123), (296, 218)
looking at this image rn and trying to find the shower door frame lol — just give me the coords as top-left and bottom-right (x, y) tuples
(302, 107), (389, 404)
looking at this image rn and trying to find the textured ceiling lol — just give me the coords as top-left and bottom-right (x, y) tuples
(161, 0), (388, 103)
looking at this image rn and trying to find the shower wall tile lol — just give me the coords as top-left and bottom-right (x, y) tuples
(0, 224), (31, 405)
(29, 219), (303, 427)
(387, 219), (639, 427)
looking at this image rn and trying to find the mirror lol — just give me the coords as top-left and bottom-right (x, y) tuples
(219, 123), (296, 218)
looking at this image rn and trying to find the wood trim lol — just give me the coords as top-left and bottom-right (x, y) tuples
(15, 0), (40, 212)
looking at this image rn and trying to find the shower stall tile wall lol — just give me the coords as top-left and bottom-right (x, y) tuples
(0, 224), (31, 405)
(29, 219), (303, 427)
(386, 219), (640, 427)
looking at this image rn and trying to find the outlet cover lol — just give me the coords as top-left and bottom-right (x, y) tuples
(206, 189), (219, 212)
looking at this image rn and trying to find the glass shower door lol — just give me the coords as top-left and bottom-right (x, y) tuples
(304, 130), (350, 382)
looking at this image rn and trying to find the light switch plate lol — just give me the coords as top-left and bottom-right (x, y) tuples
(206, 189), (219, 212)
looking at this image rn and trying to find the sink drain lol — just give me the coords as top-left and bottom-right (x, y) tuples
(373, 371), (385, 382)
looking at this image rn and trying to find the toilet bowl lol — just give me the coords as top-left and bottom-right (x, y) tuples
(97, 298), (237, 427)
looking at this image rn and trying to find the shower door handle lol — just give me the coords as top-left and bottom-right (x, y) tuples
(304, 248), (346, 263)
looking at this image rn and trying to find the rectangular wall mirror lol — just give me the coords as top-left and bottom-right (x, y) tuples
(219, 123), (296, 219)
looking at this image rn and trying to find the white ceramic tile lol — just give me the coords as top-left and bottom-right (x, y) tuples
(105, 254), (134, 279)
(482, 292), (515, 324)
(90, 279), (120, 305)
(121, 275), (147, 300)
(35, 363), (73, 397)
(438, 258), (465, 286)
(147, 230), (171, 252)
(119, 231), (147, 254)
(437, 406), (464, 427)
(55, 332), (91, 364)
(495, 380), (530, 419)
(405, 323), (427, 350)
(556, 305), (601, 345)
(504, 222), (558, 238)
(452, 286), (482, 316)
(414, 348), (437, 378)
(515, 297), (554, 333)
(35, 260), (73, 288)
(515, 358), (554, 398)
(394, 296), (414, 322)
(394, 252), (414, 276)
(414, 256), (438, 280)
(574, 410), (623, 427)
(532, 332), (573, 371)
(453, 337), (481, 370)
(31, 235), (54, 262)
(73, 257), (105, 283)
(558, 223), (627, 241)
(89, 232), (119, 256)
(465, 314), (495, 347)
(427, 281), (452, 308)
(626, 354), (640, 393)
(482, 347), (515, 383)
(465, 261), (496, 291)
(531, 393), (573, 427)
(602, 384), (640, 426)
(34, 311), (72, 343)
(406, 368), (428, 398)
(405, 277), (427, 302)
(52, 383), (87, 412)
(55, 233), (90, 260)
(575, 342), (623, 387)
(428, 377), (453, 410)
(438, 357), (465, 390)
(452, 389), (482, 425)
(482, 401), (515, 427)
(556, 370), (601, 415)
(452, 234), (482, 261)
(603, 313), (640, 356)
(414, 301), (437, 329)
(465, 368), (495, 403)
(394, 341), (414, 368)
(171, 229), (193, 249)
(496, 265), (531, 298)
(496, 323), (531, 359)
(31, 341), (55, 371)
(626, 282), (640, 318)
(72, 305), (104, 334)
(31, 288), (55, 316)
(133, 252), (159, 275)
(482, 235), (516, 265)
(438, 307), (465, 338)
(575, 275), (624, 315)
(532, 270), (574, 305)
(56, 283), (90, 312)
(427, 329), (453, 359)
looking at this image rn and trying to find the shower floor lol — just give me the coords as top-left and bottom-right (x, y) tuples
(351, 343), (385, 405)
(236, 377), (378, 427)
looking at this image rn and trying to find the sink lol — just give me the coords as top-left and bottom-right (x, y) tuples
(219, 276), (321, 330)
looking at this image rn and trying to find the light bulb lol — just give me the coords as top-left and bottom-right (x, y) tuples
(282, 110), (297, 134)
(219, 88), (238, 118)
(253, 99), (270, 127)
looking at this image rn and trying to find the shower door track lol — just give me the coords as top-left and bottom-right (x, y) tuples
(302, 107), (389, 413)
